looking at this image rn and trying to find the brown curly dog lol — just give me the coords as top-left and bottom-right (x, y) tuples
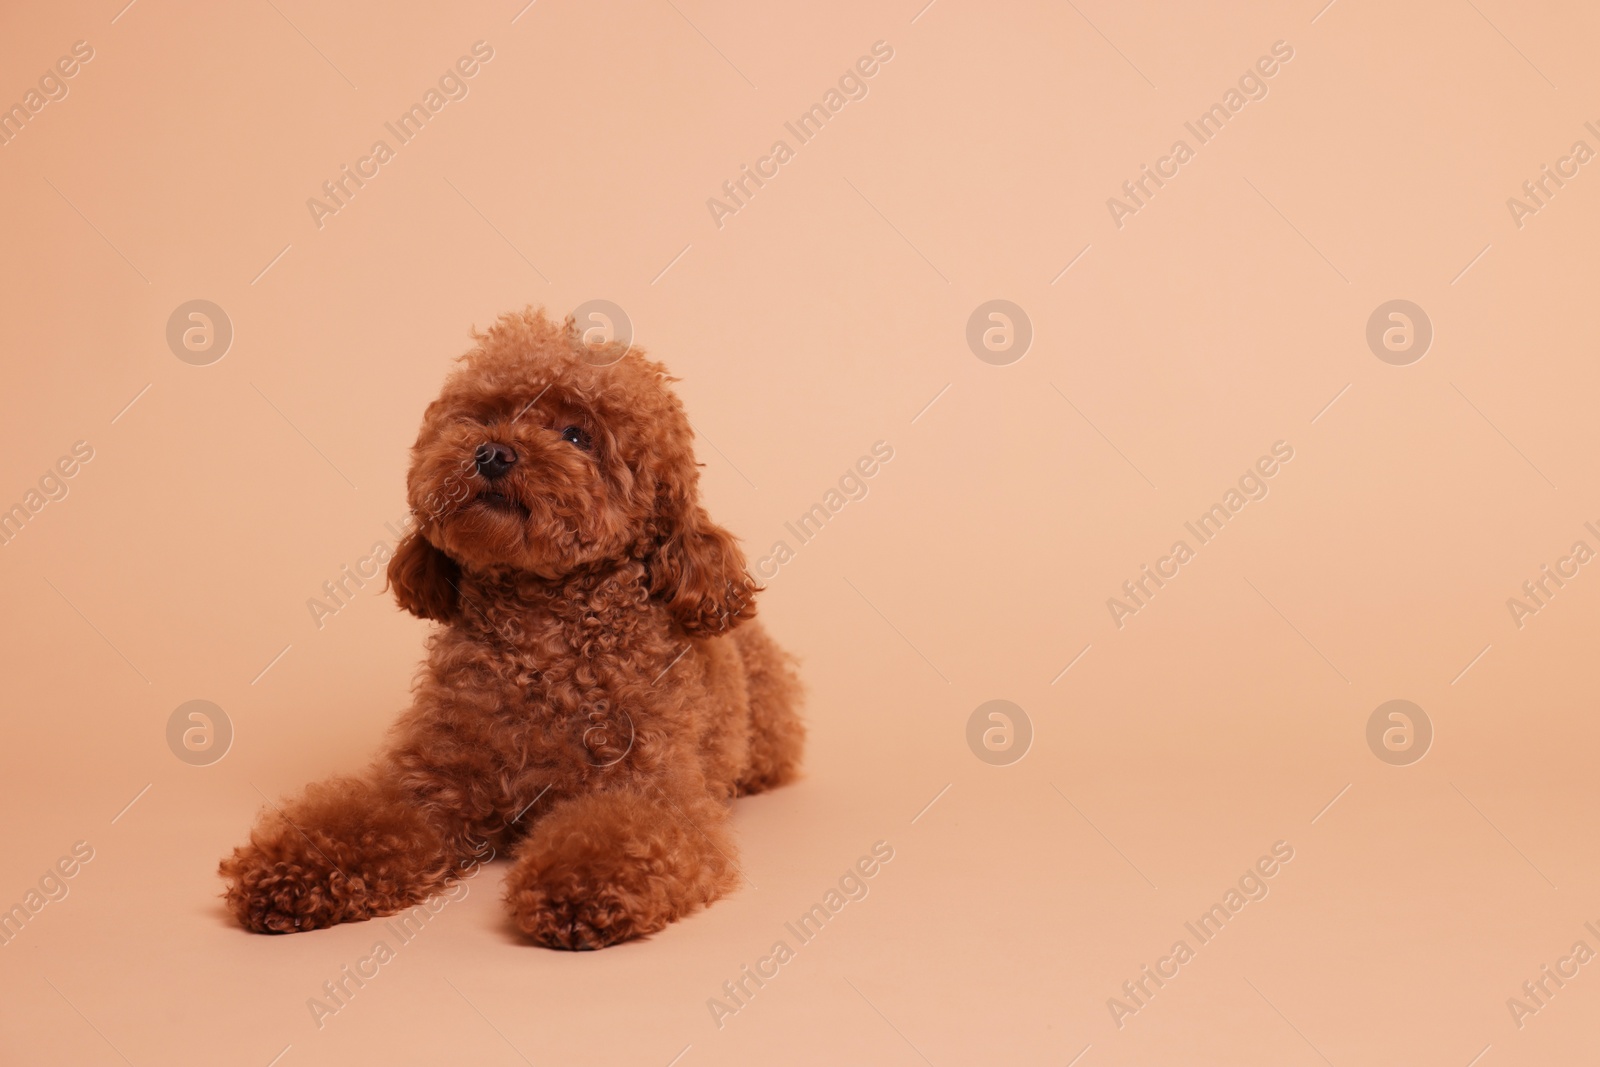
(220, 308), (803, 949)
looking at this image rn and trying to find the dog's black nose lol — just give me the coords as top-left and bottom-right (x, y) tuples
(475, 442), (517, 480)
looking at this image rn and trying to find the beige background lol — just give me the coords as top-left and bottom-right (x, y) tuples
(3, 0), (1600, 1063)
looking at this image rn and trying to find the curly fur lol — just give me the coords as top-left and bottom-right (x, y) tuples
(220, 309), (803, 949)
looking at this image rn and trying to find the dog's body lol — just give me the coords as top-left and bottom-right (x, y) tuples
(221, 310), (803, 948)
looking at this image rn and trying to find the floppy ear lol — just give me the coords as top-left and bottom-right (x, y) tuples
(386, 530), (460, 622)
(647, 478), (758, 636)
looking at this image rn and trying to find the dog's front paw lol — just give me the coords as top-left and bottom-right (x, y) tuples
(503, 789), (738, 949)
(219, 845), (370, 934)
(504, 861), (656, 950)
(219, 775), (456, 934)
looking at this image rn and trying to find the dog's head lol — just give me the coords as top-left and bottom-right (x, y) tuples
(387, 308), (755, 635)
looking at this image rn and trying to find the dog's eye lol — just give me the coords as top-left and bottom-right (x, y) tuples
(561, 425), (592, 450)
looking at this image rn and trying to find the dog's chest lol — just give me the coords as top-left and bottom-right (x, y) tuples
(448, 589), (675, 770)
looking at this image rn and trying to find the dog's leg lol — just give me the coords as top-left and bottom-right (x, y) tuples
(503, 785), (739, 949)
(219, 770), (471, 934)
(732, 621), (805, 795)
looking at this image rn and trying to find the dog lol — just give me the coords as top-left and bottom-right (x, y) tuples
(220, 308), (804, 949)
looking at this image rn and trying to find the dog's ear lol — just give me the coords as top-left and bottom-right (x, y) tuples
(386, 530), (460, 622)
(646, 469), (758, 636)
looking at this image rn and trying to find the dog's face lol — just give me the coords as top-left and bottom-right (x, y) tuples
(387, 309), (755, 635)
(410, 348), (653, 581)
